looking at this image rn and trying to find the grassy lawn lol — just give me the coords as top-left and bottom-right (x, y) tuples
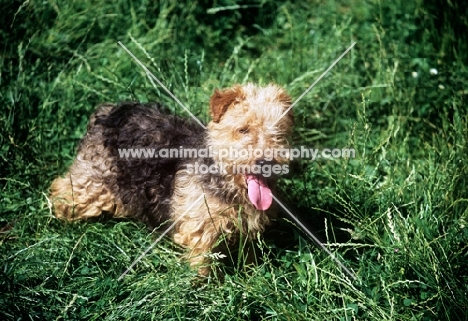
(1, 0), (467, 320)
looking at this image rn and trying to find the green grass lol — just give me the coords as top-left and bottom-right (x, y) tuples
(1, 0), (467, 320)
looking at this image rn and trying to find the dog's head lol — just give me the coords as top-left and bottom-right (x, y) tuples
(207, 83), (294, 210)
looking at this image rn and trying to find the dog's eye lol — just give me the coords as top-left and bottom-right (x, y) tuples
(238, 127), (249, 134)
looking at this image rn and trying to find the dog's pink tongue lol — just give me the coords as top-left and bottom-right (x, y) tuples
(246, 175), (272, 211)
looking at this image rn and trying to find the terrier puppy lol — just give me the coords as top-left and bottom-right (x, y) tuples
(50, 83), (294, 275)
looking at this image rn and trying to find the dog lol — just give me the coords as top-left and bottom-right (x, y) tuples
(49, 83), (294, 275)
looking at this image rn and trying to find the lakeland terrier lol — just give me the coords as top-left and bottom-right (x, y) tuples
(50, 83), (294, 275)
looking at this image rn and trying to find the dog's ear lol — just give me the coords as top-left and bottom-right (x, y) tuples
(274, 86), (294, 125)
(209, 86), (244, 123)
(276, 88), (292, 108)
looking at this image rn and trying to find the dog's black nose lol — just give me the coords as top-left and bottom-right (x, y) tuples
(255, 159), (275, 166)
